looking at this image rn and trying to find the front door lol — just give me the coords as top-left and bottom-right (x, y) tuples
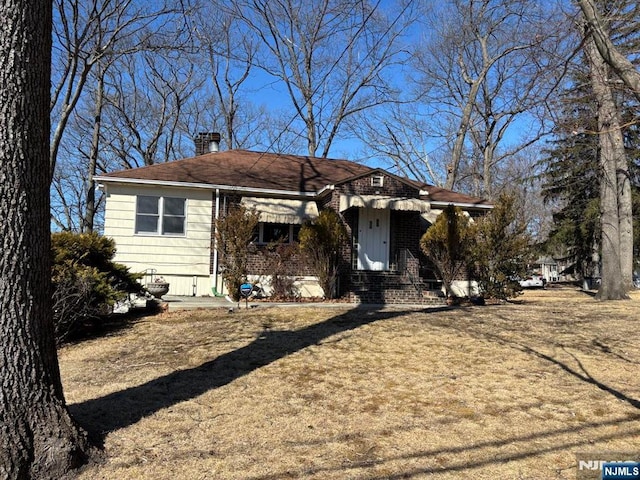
(357, 208), (390, 271)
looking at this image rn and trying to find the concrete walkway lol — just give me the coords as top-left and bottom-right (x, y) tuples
(161, 295), (233, 311)
(159, 295), (444, 312)
(160, 295), (354, 311)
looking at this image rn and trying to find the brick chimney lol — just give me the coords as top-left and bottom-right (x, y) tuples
(195, 132), (221, 156)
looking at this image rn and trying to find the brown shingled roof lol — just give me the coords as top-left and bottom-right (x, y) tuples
(421, 185), (490, 206)
(400, 178), (490, 207)
(99, 149), (491, 207)
(100, 149), (373, 193)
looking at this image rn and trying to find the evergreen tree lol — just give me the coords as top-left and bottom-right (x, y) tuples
(471, 192), (531, 300)
(540, 70), (640, 282)
(540, 76), (601, 280)
(420, 205), (474, 298)
(298, 210), (348, 299)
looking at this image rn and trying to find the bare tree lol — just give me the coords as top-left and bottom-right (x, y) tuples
(50, 0), (193, 233)
(415, 0), (568, 192)
(51, 65), (118, 232)
(83, 62), (107, 232)
(51, 149), (106, 232)
(577, 0), (640, 102)
(230, 0), (417, 157)
(0, 0), (91, 475)
(585, 33), (629, 299)
(193, 4), (261, 149)
(580, 2), (635, 298)
(51, 0), (186, 179)
(352, 102), (446, 186)
(102, 50), (204, 169)
(465, 35), (566, 199)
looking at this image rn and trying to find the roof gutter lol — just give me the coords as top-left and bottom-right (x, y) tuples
(93, 176), (318, 198)
(316, 184), (335, 196)
(429, 201), (493, 209)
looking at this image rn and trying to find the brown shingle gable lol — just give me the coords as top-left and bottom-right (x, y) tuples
(100, 149), (373, 193)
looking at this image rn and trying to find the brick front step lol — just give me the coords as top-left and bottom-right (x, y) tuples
(347, 289), (445, 305)
(347, 272), (445, 304)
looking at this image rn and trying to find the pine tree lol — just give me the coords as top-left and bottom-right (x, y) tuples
(540, 76), (602, 280)
(540, 68), (640, 284)
(471, 192), (531, 300)
(420, 205), (474, 298)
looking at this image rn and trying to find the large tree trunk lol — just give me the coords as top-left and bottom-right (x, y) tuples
(0, 1), (92, 478)
(617, 149), (634, 291)
(585, 34), (628, 300)
(578, 0), (635, 292)
(445, 81), (482, 190)
(577, 0), (640, 104)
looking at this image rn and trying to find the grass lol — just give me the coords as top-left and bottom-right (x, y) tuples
(60, 286), (640, 479)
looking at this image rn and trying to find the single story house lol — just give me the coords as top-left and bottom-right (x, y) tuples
(95, 135), (491, 304)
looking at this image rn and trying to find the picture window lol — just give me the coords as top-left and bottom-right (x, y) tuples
(254, 223), (299, 244)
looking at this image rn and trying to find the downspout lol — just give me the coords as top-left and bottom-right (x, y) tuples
(212, 189), (224, 296)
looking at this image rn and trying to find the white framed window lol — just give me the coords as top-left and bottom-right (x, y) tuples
(371, 175), (384, 187)
(252, 223), (301, 244)
(135, 195), (186, 235)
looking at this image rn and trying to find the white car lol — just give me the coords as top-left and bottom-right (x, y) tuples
(519, 275), (546, 288)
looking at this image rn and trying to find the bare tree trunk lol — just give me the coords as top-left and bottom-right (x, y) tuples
(434, 0), (556, 192)
(577, 0), (636, 292)
(0, 0), (92, 477)
(83, 66), (105, 233)
(577, 0), (640, 103)
(233, 0), (413, 159)
(586, 35), (628, 300)
(445, 85), (480, 190)
(197, 7), (255, 150)
(617, 141), (634, 290)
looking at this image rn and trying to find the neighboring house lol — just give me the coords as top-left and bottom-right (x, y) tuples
(531, 256), (574, 283)
(95, 136), (491, 303)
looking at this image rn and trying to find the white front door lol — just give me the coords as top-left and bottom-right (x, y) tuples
(357, 208), (390, 271)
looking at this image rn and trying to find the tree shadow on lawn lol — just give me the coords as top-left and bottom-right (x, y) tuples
(70, 305), (444, 444)
(244, 311), (640, 480)
(247, 414), (640, 480)
(440, 313), (640, 411)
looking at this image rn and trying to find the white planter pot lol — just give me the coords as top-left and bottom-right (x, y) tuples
(146, 282), (170, 299)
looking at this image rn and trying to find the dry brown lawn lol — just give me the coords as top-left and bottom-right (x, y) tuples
(60, 286), (640, 480)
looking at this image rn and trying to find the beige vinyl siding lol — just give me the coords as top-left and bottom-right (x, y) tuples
(103, 184), (213, 296)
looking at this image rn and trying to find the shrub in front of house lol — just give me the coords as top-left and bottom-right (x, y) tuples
(298, 209), (347, 299)
(469, 192), (531, 301)
(420, 204), (474, 299)
(52, 231), (141, 344)
(261, 242), (300, 300)
(214, 204), (260, 301)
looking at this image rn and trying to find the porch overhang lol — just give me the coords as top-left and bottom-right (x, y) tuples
(240, 197), (319, 224)
(339, 194), (430, 213)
